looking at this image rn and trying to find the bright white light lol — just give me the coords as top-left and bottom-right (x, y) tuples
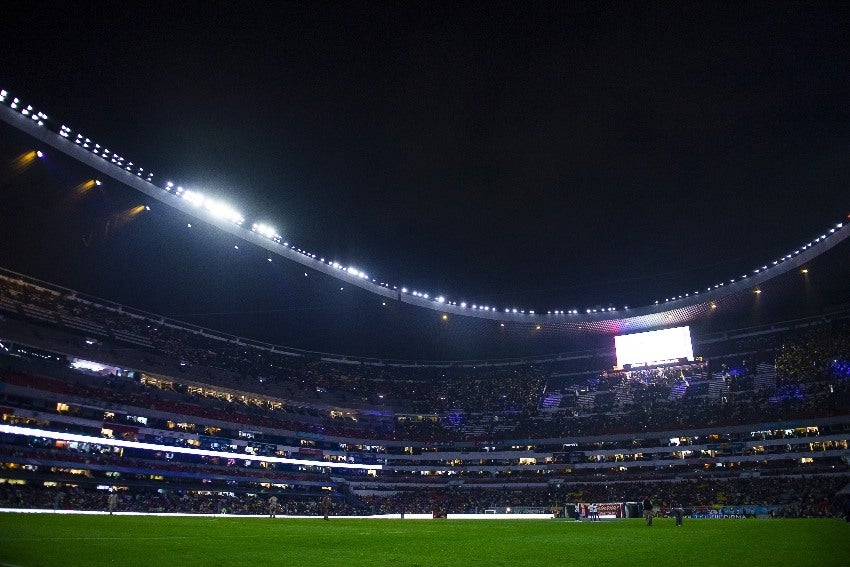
(0, 424), (381, 470)
(252, 222), (278, 239)
(182, 190), (204, 207)
(70, 360), (108, 372)
(615, 326), (694, 368)
(181, 190), (244, 225)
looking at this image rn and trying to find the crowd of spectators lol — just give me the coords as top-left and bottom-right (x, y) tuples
(0, 273), (549, 410)
(359, 475), (847, 518)
(776, 328), (850, 385)
(0, 473), (845, 518)
(0, 483), (358, 516)
(2, 353), (848, 447)
(0, 440), (331, 486)
(1, 272), (849, 446)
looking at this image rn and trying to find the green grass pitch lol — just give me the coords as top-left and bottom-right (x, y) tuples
(1, 514), (848, 566)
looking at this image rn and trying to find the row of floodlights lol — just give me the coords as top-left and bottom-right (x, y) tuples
(653, 222), (843, 304)
(65, 127), (153, 180)
(1, 90), (48, 126)
(166, 183), (246, 226)
(2, 87), (845, 318)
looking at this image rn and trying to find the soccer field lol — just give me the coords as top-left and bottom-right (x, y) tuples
(0, 514), (848, 567)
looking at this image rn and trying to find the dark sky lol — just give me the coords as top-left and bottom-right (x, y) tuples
(1, 3), (849, 358)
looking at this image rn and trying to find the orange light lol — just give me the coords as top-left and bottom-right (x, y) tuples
(9, 150), (38, 173)
(71, 180), (97, 198)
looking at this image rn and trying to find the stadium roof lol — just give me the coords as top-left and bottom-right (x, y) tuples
(1, 5), (848, 360)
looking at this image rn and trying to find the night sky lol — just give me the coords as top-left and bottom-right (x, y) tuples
(1, 3), (849, 358)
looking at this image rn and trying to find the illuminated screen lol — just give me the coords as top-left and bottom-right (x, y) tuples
(615, 326), (694, 368)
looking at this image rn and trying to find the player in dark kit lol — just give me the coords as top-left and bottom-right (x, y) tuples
(642, 497), (653, 526)
(322, 495), (331, 520)
(672, 503), (684, 527)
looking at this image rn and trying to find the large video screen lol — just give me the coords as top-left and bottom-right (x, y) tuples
(615, 326), (694, 368)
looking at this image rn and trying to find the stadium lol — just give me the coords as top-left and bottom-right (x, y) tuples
(2, 5), (850, 566)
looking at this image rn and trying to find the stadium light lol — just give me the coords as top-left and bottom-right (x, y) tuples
(0, 424), (381, 470)
(3, 86), (848, 323)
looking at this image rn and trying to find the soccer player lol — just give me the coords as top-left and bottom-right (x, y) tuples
(672, 503), (684, 527)
(268, 495), (278, 518)
(322, 495), (331, 520)
(107, 491), (118, 515)
(642, 496), (653, 526)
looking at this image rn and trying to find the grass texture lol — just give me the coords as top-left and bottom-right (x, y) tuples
(0, 514), (848, 566)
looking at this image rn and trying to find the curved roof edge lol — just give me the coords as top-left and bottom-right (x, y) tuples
(2, 101), (848, 332)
